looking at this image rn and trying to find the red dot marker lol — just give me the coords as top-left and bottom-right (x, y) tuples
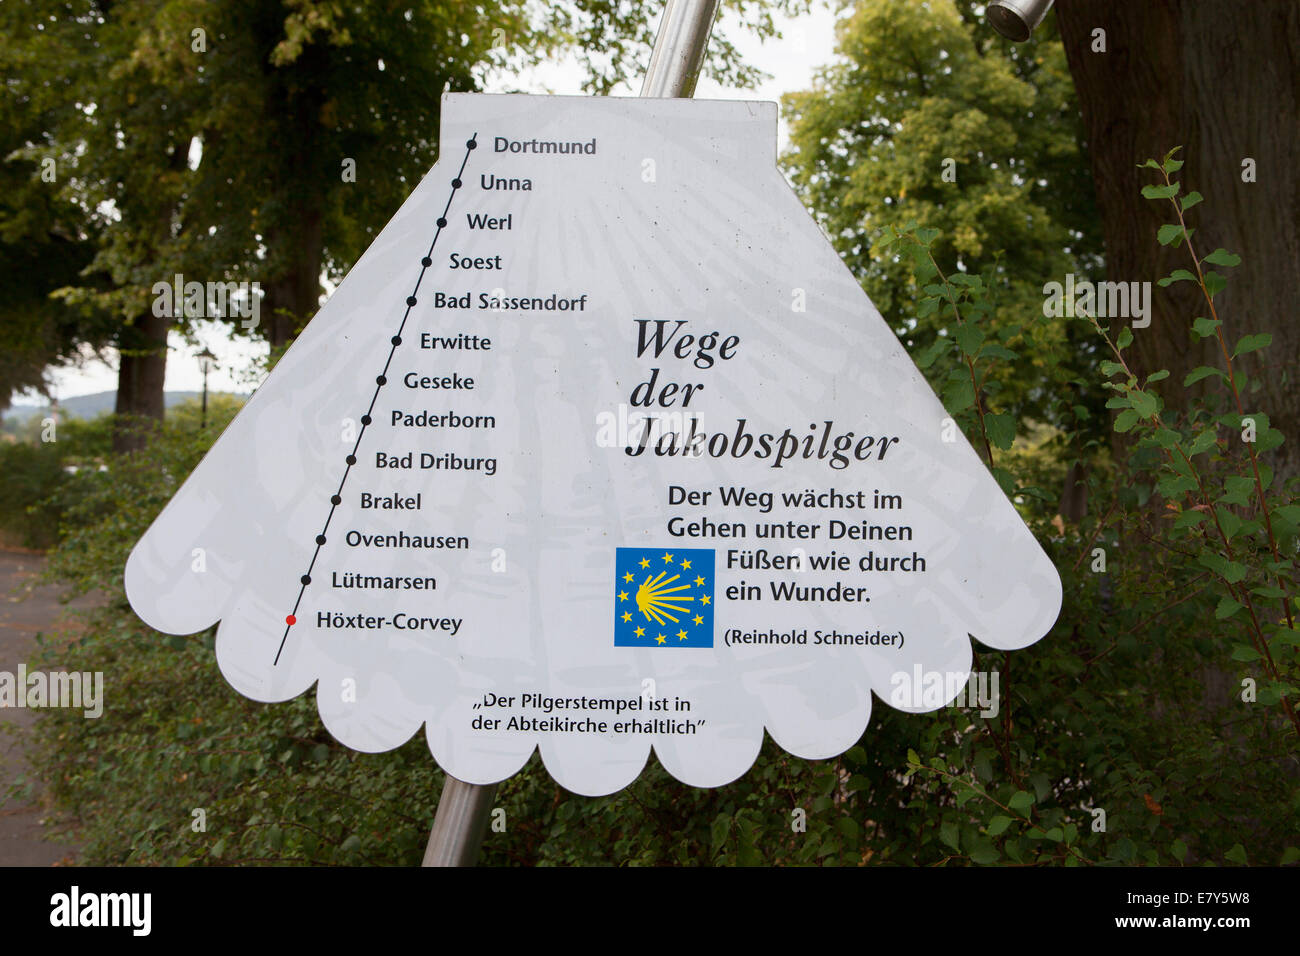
(285, 614), (297, 626)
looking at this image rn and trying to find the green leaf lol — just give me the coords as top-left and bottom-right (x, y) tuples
(1173, 509), (1208, 530)
(710, 813), (730, 854)
(1113, 408), (1141, 433)
(1116, 327), (1133, 349)
(1149, 426), (1179, 449)
(967, 839), (1000, 865)
(980, 343), (1018, 361)
(1184, 366), (1226, 387)
(1221, 475), (1255, 506)
(943, 376), (975, 411)
(1130, 390), (1158, 418)
(1216, 507), (1243, 541)
(1203, 248), (1241, 267)
(984, 412), (1016, 451)
(1158, 268), (1199, 287)
(1224, 844), (1248, 865)
(1171, 839), (1188, 862)
(955, 323), (984, 357)
(987, 815), (1013, 836)
(1230, 643), (1260, 662)
(1232, 333), (1272, 358)
(1188, 428), (1218, 454)
(1156, 223), (1184, 246)
(1203, 271), (1228, 297)
(1157, 473), (1199, 497)
(1008, 790), (1034, 812)
(940, 821), (961, 852)
(1191, 316), (1221, 339)
(1179, 191), (1203, 211)
(1215, 596), (1244, 620)
(1145, 370), (1170, 383)
(1198, 550), (1229, 577)
(1141, 183), (1179, 200)
(914, 338), (948, 369)
(1281, 847), (1300, 866)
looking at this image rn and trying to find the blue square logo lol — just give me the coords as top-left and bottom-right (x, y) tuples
(614, 548), (715, 648)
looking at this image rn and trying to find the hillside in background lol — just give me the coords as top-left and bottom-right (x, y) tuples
(3, 390), (249, 426)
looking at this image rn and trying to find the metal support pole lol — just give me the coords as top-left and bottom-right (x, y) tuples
(641, 0), (722, 98)
(422, 776), (499, 866)
(421, 0), (720, 868)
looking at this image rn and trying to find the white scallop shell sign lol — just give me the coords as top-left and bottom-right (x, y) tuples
(126, 93), (1061, 796)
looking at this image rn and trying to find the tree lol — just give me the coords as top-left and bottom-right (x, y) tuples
(0, 0), (203, 449)
(0, 4), (114, 413)
(1054, 0), (1300, 482)
(4, 0), (803, 442)
(782, 0), (1103, 442)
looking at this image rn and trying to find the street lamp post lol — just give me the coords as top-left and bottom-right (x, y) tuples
(197, 348), (216, 429)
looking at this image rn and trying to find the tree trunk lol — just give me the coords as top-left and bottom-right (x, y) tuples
(112, 310), (169, 453)
(262, 207), (324, 348)
(1056, 0), (1300, 483)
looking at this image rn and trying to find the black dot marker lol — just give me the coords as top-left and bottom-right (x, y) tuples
(278, 133), (478, 671)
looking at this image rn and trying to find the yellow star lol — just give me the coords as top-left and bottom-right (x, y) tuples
(694, 575), (705, 586)
(656, 633), (667, 645)
(634, 626), (645, 637)
(701, 594), (711, 605)
(639, 557), (650, 569)
(622, 612), (632, 623)
(623, 572), (634, 583)
(681, 559), (692, 570)
(618, 590), (628, 602)
(677, 629), (688, 641)
(662, 552), (674, 563)
(693, 615), (703, 625)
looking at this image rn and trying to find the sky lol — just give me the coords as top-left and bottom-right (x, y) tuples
(13, 1), (840, 407)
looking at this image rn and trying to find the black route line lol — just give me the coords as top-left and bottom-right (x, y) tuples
(274, 134), (479, 666)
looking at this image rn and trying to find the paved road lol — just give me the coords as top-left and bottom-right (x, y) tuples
(0, 548), (98, 866)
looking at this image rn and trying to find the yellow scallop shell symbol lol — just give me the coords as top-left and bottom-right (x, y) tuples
(635, 572), (695, 626)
